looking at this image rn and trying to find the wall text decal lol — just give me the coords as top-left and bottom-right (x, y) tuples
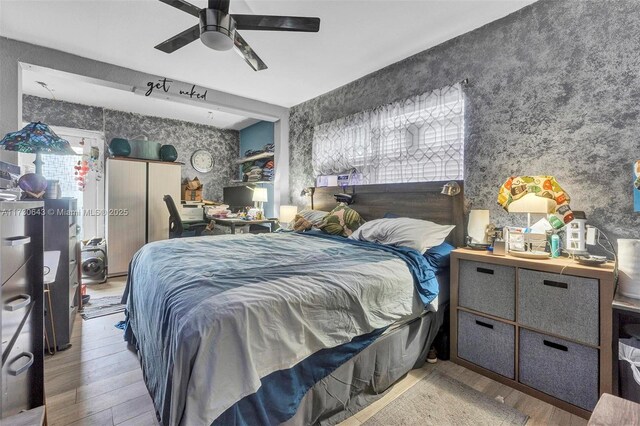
(144, 78), (208, 100)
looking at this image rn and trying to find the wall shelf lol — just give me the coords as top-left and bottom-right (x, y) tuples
(235, 152), (274, 164)
(230, 180), (274, 185)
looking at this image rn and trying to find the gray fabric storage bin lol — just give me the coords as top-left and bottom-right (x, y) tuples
(458, 310), (515, 378)
(519, 328), (598, 411)
(458, 260), (515, 320)
(518, 269), (599, 346)
(619, 338), (640, 403)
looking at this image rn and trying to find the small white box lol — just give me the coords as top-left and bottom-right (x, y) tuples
(181, 205), (204, 221)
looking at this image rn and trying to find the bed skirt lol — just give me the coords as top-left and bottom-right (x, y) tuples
(284, 306), (446, 425)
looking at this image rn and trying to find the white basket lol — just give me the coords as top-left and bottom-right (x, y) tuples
(619, 239), (640, 299)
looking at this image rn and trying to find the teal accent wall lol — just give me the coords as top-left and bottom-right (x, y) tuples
(239, 121), (275, 218)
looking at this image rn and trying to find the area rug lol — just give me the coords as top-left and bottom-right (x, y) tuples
(362, 371), (529, 426)
(80, 295), (125, 320)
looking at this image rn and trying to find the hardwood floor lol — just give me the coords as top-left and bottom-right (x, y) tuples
(44, 278), (586, 426)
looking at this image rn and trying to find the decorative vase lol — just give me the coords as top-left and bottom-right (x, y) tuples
(18, 173), (47, 199)
(129, 140), (161, 160)
(619, 239), (640, 299)
(108, 138), (131, 157)
(160, 145), (178, 162)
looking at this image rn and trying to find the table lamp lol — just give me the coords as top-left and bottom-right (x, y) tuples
(506, 193), (555, 228)
(279, 205), (298, 230)
(252, 187), (268, 213)
(0, 122), (76, 198)
(498, 175), (574, 229)
(0, 122), (75, 175)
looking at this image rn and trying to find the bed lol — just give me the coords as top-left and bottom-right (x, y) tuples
(122, 181), (465, 426)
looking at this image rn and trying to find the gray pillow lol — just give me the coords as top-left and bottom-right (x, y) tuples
(349, 217), (455, 253)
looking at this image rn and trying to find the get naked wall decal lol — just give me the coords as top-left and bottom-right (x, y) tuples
(143, 77), (208, 100)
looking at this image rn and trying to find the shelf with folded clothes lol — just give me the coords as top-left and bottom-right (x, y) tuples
(239, 157), (274, 184)
(230, 180), (274, 184)
(235, 151), (274, 164)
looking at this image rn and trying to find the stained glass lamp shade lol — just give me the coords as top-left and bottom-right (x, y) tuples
(0, 122), (75, 175)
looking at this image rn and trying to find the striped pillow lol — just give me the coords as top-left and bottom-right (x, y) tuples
(319, 204), (365, 237)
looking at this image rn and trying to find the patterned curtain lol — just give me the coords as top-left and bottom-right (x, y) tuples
(312, 83), (465, 184)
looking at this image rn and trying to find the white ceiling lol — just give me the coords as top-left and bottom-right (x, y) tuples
(21, 67), (260, 130)
(1, 0), (537, 108)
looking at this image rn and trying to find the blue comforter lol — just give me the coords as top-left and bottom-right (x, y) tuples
(123, 231), (439, 425)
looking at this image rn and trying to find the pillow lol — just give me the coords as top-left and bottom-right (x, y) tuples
(291, 209), (329, 231)
(297, 209), (329, 226)
(349, 218), (455, 253)
(318, 204), (365, 237)
(424, 242), (455, 270)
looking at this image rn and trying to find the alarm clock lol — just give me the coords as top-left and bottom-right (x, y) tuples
(191, 149), (213, 173)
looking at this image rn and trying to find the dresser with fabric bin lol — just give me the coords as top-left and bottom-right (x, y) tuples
(450, 248), (616, 419)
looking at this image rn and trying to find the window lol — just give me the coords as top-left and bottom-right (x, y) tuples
(312, 83), (464, 185)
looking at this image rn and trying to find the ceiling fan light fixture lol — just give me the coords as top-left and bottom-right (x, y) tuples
(156, 0), (320, 70)
(200, 30), (234, 51)
(199, 9), (235, 51)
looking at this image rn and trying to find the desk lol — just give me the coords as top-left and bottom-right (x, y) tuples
(210, 218), (276, 234)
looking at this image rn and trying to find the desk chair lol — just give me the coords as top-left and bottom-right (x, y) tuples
(163, 195), (208, 238)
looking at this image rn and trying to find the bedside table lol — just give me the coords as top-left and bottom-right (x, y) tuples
(450, 249), (616, 419)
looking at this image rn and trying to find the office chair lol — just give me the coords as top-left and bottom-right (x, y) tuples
(163, 195), (208, 238)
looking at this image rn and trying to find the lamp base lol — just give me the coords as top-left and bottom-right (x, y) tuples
(33, 151), (44, 176)
(18, 173), (47, 199)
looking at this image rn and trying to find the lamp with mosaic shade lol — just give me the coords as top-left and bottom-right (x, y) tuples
(0, 122), (76, 198)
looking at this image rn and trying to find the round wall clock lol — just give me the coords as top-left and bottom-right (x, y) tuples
(191, 149), (213, 173)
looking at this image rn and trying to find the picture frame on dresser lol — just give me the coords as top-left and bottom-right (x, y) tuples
(449, 248), (616, 419)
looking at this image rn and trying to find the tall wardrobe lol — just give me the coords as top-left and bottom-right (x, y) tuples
(106, 158), (181, 276)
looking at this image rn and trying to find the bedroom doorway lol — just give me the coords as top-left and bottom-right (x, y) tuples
(20, 125), (106, 241)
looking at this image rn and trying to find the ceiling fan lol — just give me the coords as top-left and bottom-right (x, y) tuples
(155, 0), (320, 71)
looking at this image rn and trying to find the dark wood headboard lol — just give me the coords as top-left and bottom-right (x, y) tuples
(310, 181), (466, 247)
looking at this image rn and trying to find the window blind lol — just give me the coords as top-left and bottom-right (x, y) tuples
(312, 83), (464, 184)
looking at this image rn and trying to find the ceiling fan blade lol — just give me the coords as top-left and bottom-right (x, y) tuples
(155, 24), (201, 53)
(208, 0), (230, 13)
(233, 32), (268, 71)
(159, 0), (202, 18)
(232, 15), (320, 32)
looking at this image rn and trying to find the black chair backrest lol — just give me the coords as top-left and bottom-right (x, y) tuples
(163, 195), (183, 239)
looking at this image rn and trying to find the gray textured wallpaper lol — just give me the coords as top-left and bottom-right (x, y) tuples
(289, 0), (640, 245)
(22, 95), (238, 200)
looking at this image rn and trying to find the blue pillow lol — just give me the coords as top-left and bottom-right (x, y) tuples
(424, 242), (455, 270)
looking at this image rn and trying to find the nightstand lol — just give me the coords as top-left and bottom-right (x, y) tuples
(450, 248), (616, 419)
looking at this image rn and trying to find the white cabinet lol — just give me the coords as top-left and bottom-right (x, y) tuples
(147, 162), (181, 243)
(106, 158), (181, 276)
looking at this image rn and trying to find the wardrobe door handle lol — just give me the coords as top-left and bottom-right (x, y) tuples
(543, 280), (568, 289)
(543, 340), (568, 352)
(5, 294), (31, 312)
(2, 236), (30, 247)
(475, 320), (494, 329)
(8, 352), (34, 376)
(476, 267), (494, 275)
